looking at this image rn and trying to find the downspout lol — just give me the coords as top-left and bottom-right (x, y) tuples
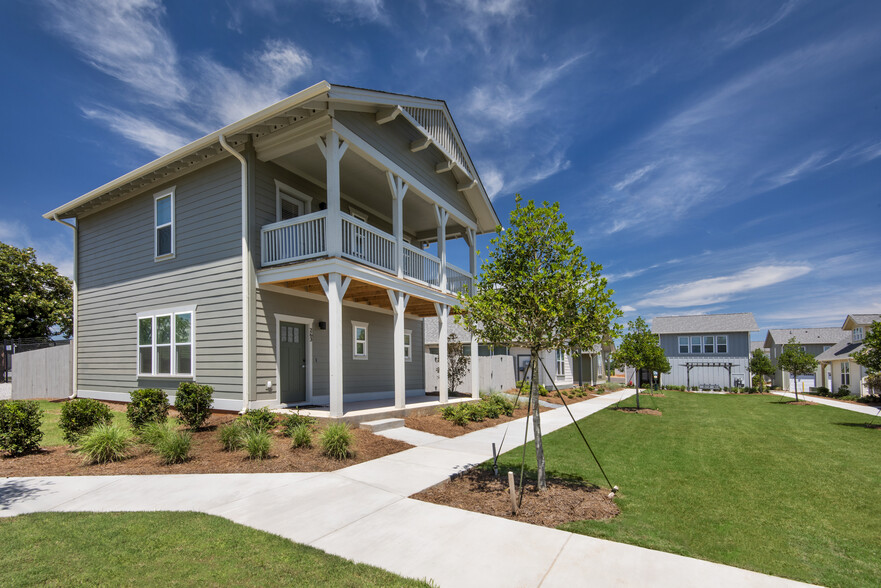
(219, 135), (251, 414)
(52, 215), (78, 399)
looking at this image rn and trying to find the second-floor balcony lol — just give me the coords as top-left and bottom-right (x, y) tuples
(260, 209), (473, 295)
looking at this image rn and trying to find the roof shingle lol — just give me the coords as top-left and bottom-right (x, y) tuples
(651, 313), (758, 335)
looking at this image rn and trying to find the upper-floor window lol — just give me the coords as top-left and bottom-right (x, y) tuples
(352, 321), (368, 359)
(691, 336), (701, 354)
(138, 307), (194, 377)
(704, 336), (715, 354)
(679, 337), (689, 353)
(823, 345), (830, 351)
(154, 188), (175, 259)
(556, 349), (566, 377)
(404, 330), (412, 362)
(716, 335), (728, 353)
(853, 327), (864, 343)
(841, 362), (850, 385)
(275, 180), (312, 222)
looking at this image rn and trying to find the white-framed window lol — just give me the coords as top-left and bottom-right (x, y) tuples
(137, 307), (194, 377)
(555, 349), (566, 377)
(154, 188), (175, 259)
(275, 180), (312, 222)
(853, 327), (864, 343)
(841, 362), (850, 386)
(404, 329), (412, 362)
(799, 346), (806, 352)
(691, 336), (701, 354)
(679, 336), (689, 353)
(704, 336), (715, 354)
(352, 321), (368, 359)
(716, 335), (728, 353)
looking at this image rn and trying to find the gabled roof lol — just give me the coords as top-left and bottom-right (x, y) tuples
(842, 314), (881, 330)
(44, 81), (499, 232)
(764, 327), (846, 347)
(651, 313), (758, 335)
(816, 339), (865, 362)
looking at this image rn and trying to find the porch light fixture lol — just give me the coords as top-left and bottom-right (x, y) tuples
(319, 321), (327, 330)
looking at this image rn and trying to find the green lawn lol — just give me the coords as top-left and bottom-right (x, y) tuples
(0, 512), (427, 587)
(494, 390), (881, 587)
(35, 400), (165, 446)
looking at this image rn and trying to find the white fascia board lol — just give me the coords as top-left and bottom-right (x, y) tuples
(44, 81), (333, 219)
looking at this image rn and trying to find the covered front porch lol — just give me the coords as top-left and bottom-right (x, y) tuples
(280, 393), (476, 424)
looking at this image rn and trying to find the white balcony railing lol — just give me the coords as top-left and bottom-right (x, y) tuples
(261, 211), (327, 267)
(403, 243), (440, 287)
(446, 263), (472, 295)
(341, 213), (396, 273)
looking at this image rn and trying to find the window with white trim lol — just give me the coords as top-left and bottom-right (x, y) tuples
(853, 327), (863, 343)
(704, 336), (715, 354)
(716, 335), (728, 353)
(841, 362), (850, 386)
(555, 349), (566, 377)
(154, 189), (175, 259)
(352, 321), (368, 359)
(275, 180), (312, 222)
(404, 329), (412, 362)
(691, 336), (701, 354)
(679, 336), (689, 353)
(138, 309), (194, 377)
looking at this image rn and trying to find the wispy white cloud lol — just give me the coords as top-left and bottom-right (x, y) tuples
(637, 264), (812, 308)
(323, 0), (387, 23)
(719, 0), (803, 50)
(620, 305), (636, 313)
(82, 107), (190, 156)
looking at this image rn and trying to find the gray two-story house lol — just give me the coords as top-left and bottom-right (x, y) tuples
(652, 313), (759, 389)
(44, 81), (498, 417)
(763, 328), (845, 391)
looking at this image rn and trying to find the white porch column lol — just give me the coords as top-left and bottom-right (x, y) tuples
(387, 172), (408, 279)
(319, 273), (351, 418)
(387, 289), (410, 409)
(465, 228), (479, 398)
(435, 302), (449, 404)
(434, 205), (448, 291)
(317, 131), (348, 258)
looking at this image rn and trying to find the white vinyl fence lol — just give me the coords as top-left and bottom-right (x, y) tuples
(425, 354), (516, 396)
(11, 344), (72, 399)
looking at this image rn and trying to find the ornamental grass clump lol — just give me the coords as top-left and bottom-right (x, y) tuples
(320, 423), (354, 460)
(237, 408), (276, 433)
(219, 423), (244, 451)
(243, 429), (272, 460)
(0, 399), (44, 456)
(140, 422), (192, 464)
(289, 424), (312, 449)
(59, 398), (113, 444)
(78, 423), (132, 464)
(281, 411), (317, 437)
(174, 382), (213, 429)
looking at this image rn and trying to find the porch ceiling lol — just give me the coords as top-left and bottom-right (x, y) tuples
(270, 276), (440, 317)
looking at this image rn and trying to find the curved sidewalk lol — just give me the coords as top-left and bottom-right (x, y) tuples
(1, 391), (811, 587)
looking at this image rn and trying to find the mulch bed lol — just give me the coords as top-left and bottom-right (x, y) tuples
(413, 468), (619, 528)
(613, 407), (662, 416)
(536, 390), (598, 405)
(1, 409), (411, 477)
(404, 405), (552, 438)
(785, 401), (817, 406)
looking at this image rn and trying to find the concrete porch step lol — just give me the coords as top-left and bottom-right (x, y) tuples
(359, 418), (406, 433)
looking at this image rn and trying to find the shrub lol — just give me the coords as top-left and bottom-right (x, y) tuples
(290, 424), (312, 449)
(59, 398), (113, 444)
(448, 405), (470, 426)
(219, 423), (244, 451)
(487, 395), (515, 416)
(127, 388), (169, 430)
(815, 386), (830, 397)
(243, 428), (272, 460)
(237, 407), (276, 433)
(320, 423), (354, 460)
(174, 382), (213, 429)
(835, 385), (850, 398)
(479, 400), (501, 419)
(857, 394), (881, 404)
(0, 400), (44, 456)
(155, 428), (192, 464)
(78, 423), (132, 464)
(281, 411), (317, 437)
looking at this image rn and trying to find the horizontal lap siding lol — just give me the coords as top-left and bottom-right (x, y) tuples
(77, 158), (244, 401)
(664, 358), (750, 388)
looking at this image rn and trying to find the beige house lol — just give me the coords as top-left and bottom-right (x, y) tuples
(815, 314), (880, 396)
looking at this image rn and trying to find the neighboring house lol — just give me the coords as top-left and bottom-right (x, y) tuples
(572, 342), (613, 386)
(763, 328), (845, 391)
(815, 314), (880, 396)
(652, 313), (759, 389)
(43, 81), (499, 417)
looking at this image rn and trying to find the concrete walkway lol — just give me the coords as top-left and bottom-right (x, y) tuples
(1, 391), (811, 587)
(773, 391), (881, 417)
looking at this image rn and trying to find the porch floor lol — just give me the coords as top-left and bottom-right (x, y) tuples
(275, 394), (477, 424)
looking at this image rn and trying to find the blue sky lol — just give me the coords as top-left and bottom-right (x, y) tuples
(1, 0), (879, 339)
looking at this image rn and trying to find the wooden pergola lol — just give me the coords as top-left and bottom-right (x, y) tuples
(685, 361), (734, 390)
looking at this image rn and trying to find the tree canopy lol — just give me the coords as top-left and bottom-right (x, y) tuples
(852, 321), (881, 374)
(749, 348), (775, 391)
(457, 196), (620, 490)
(611, 317), (667, 407)
(776, 337), (818, 401)
(0, 242), (72, 339)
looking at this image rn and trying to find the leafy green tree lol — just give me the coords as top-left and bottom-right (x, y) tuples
(853, 321), (881, 394)
(457, 196), (620, 490)
(777, 337), (818, 401)
(646, 342), (671, 391)
(612, 317), (666, 408)
(748, 348), (774, 391)
(0, 242), (72, 339)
